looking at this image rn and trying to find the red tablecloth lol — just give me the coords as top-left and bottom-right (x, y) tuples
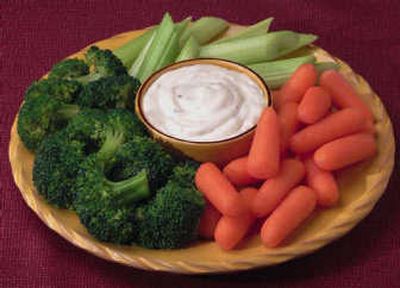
(2, 0), (399, 287)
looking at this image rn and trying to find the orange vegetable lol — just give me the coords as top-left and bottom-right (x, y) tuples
(247, 107), (280, 179)
(278, 102), (300, 153)
(298, 86), (332, 124)
(252, 159), (305, 217)
(304, 156), (339, 207)
(280, 63), (318, 104)
(214, 188), (258, 250)
(198, 201), (222, 239)
(272, 90), (283, 111)
(314, 133), (377, 171)
(195, 163), (248, 217)
(319, 70), (373, 122)
(261, 185), (317, 247)
(223, 157), (262, 187)
(290, 108), (367, 154)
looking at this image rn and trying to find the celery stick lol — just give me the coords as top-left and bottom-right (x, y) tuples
(200, 31), (311, 64)
(176, 36), (199, 62)
(248, 55), (316, 89)
(274, 33), (318, 59)
(315, 62), (338, 73)
(155, 30), (180, 71)
(137, 13), (175, 82)
(113, 28), (155, 69)
(128, 32), (155, 78)
(212, 17), (274, 44)
(180, 17), (229, 45)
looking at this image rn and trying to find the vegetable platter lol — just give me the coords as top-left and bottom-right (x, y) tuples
(9, 22), (395, 273)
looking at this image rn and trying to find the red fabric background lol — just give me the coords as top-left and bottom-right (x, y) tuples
(1, 0), (399, 287)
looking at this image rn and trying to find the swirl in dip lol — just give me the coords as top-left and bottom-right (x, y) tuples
(141, 64), (267, 142)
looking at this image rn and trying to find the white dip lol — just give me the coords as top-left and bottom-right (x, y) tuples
(141, 64), (266, 142)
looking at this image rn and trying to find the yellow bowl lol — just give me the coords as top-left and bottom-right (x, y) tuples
(135, 58), (271, 166)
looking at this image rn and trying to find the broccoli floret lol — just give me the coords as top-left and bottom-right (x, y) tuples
(74, 155), (150, 244)
(48, 59), (89, 80)
(84, 46), (127, 79)
(107, 136), (176, 191)
(17, 94), (80, 151)
(133, 163), (205, 249)
(24, 78), (82, 102)
(78, 74), (141, 110)
(33, 131), (86, 208)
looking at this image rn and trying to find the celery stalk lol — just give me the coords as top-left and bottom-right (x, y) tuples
(212, 17), (274, 44)
(128, 32), (155, 77)
(315, 62), (338, 73)
(180, 17), (229, 45)
(155, 30), (180, 71)
(274, 33), (318, 59)
(136, 13), (175, 82)
(248, 55), (316, 89)
(113, 28), (155, 69)
(176, 36), (199, 62)
(200, 31), (316, 64)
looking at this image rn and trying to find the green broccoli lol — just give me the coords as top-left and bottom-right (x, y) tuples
(17, 94), (80, 151)
(48, 46), (127, 83)
(78, 74), (141, 110)
(107, 136), (176, 191)
(74, 154), (150, 244)
(48, 59), (89, 80)
(24, 78), (82, 102)
(33, 131), (86, 208)
(133, 163), (205, 249)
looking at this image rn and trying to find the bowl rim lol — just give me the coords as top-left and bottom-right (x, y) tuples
(135, 58), (272, 145)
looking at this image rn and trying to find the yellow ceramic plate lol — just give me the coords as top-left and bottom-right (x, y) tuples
(8, 25), (395, 274)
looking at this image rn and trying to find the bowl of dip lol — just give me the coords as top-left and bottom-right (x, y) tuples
(135, 58), (271, 165)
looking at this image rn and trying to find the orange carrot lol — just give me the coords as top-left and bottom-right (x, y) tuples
(261, 185), (317, 247)
(195, 163), (248, 217)
(280, 63), (318, 104)
(313, 133), (377, 171)
(247, 107), (280, 179)
(319, 70), (374, 122)
(223, 157), (262, 187)
(298, 86), (332, 124)
(290, 108), (367, 154)
(272, 90), (283, 111)
(198, 201), (222, 239)
(214, 188), (258, 250)
(304, 157), (339, 207)
(252, 159), (305, 217)
(279, 102), (300, 153)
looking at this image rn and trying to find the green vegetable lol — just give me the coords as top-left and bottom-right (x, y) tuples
(176, 36), (199, 62)
(74, 154), (150, 244)
(23, 78), (82, 102)
(17, 94), (80, 151)
(134, 162), (205, 249)
(135, 13), (175, 82)
(213, 17), (274, 44)
(113, 28), (155, 69)
(200, 31), (318, 65)
(249, 55), (316, 89)
(33, 131), (86, 208)
(107, 136), (176, 192)
(78, 74), (141, 110)
(180, 16), (229, 45)
(48, 59), (89, 80)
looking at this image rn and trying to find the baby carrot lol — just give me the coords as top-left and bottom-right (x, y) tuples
(272, 90), (283, 111)
(313, 133), (377, 171)
(279, 63), (318, 104)
(252, 159), (305, 217)
(195, 163), (248, 217)
(304, 157), (339, 207)
(278, 102), (300, 153)
(261, 185), (317, 248)
(214, 188), (258, 250)
(290, 108), (367, 154)
(247, 107), (280, 179)
(319, 70), (373, 122)
(223, 157), (262, 187)
(298, 86), (332, 124)
(198, 201), (222, 239)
